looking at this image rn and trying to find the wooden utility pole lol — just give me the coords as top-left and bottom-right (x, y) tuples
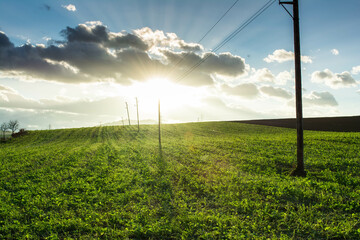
(158, 99), (162, 150)
(125, 102), (131, 126)
(136, 97), (140, 132)
(279, 0), (306, 176)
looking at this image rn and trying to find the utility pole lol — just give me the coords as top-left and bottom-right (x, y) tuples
(135, 97), (140, 132)
(158, 99), (162, 151)
(125, 102), (131, 126)
(121, 117), (125, 127)
(279, 0), (306, 177)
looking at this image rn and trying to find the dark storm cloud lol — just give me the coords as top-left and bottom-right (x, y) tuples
(61, 24), (149, 50)
(0, 23), (248, 86)
(162, 50), (247, 77)
(0, 35), (86, 83)
(115, 48), (164, 82)
(0, 32), (14, 48)
(107, 32), (149, 51)
(40, 42), (119, 79)
(61, 25), (108, 43)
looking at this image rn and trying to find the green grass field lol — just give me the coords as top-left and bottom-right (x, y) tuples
(1, 122), (359, 239)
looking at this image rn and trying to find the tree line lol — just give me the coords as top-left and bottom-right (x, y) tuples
(1, 120), (20, 140)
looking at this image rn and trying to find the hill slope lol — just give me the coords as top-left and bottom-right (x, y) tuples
(238, 115), (360, 132)
(1, 122), (359, 239)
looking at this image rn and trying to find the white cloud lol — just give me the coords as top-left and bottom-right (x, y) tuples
(303, 91), (338, 107)
(275, 71), (293, 85)
(221, 83), (259, 99)
(260, 86), (293, 100)
(234, 68), (293, 86)
(0, 84), (122, 115)
(0, 107), (99, 130)
(164, 96), (267, 122)
(62, 4), (76, 12)
(0, 83), (269, 129)
(42, 36), (51, 42)
(134, 27), (204, 52)
(0, 84), (16, 93)
(331, 49), (339, 55)
(311, 69), (357, 89)
(301, 55), (312, 63)
(84, 21), (103, 27)
(252, 68), (275, 83)
(351, 65), (360, 75)
(264, 49), (312, 63)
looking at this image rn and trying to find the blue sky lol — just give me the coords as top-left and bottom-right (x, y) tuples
(0, 0), (359, 129)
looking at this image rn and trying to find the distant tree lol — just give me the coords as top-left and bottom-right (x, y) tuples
(8, 120), (19, 134)
(12, 128), (28, 138)
(1, 122), (8, 140)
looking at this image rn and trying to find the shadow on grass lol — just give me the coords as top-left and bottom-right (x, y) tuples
(155, 145), (175, 218)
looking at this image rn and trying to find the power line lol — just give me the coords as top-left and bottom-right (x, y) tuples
(175, 0), (276, 83)
(165, 0), (239, 78)
(174, 0), (276, 84)
(198, 0), (240, 44)
(213, 0), (276, 52)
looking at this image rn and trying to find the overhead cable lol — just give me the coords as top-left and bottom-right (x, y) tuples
(166, 0), (240, 78)
(174, 0), (276, 84)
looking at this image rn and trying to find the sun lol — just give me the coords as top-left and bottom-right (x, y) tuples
(133, 77), (187, 109)
(123, 76), (204, 122)
(144, 77), (175, 100)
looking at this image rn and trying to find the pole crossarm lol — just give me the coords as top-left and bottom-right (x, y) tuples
(279, 1), (294, 19)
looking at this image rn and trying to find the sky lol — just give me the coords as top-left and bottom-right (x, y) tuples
(0, 0), (359, 129)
